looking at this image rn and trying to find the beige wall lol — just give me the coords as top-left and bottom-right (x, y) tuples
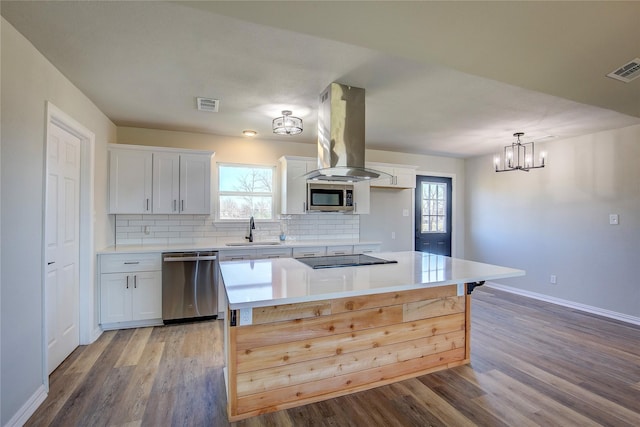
(117, 126), (317, 164)
(1, 18), (116, 425)
(465, 124), (640, 319)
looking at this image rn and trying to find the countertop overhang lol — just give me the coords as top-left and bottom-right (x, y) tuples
(220, 251), (525, 310)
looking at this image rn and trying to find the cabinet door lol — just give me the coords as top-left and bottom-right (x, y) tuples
(100, 272), (133, 324)
(179, 154), (211, 214)
(353, 180), (370, 214)
(109, 149), (152, 213)
(370, 165), (395, 188)
(131, 271), (162, 321)
(281, 159), (308, 214)
(394, 169), (416, 188)
(152, 152), (180, 214)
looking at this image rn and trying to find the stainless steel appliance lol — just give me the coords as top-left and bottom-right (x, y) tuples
(162, 251), (218, 323)
(305, 82), (388, 182)
(296, 254), (397, 269)
(307, 183), (354, 212)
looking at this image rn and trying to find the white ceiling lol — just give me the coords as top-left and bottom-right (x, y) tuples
(2, 1), (639, 158)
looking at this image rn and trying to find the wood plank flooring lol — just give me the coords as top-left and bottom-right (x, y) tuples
(26, 287), (640, 426)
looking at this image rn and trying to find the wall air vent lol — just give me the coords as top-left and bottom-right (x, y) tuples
(196, 97), (219, 112)
(606, 58), (640, 83)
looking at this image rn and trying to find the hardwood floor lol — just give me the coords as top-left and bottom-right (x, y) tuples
(27, 287), (640, 426)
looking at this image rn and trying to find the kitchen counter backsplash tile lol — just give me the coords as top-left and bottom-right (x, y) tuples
(114, 213), (359, 246)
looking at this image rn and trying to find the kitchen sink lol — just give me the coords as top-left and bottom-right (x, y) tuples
(225, 242), (281, 246)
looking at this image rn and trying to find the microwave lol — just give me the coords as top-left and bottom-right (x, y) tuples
(307, 183), (354, 212)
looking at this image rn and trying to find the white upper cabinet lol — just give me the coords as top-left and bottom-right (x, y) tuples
(280, 156), (312, 215)
(178, 154), (211, 214)
(368, 163), (417, 189)
(109, 148), (153, 214)
(353, 180), (370, 214)
(152, 152), (180, 214)
(109, 144), (213, 215)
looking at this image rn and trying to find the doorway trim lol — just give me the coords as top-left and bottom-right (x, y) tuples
(414, 171), (458, 257)
(42, 102), (96, 387)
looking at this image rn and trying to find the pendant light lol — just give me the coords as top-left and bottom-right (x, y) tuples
(272, 110), (303, 135)
(494, 132), (546, 172)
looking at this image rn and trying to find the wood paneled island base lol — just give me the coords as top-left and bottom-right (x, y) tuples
(225, 284), (472, 421)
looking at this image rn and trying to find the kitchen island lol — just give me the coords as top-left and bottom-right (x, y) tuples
(220, 251), (524, 421)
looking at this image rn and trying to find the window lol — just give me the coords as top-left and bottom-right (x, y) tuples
(421, 182), (447, 233)
(218, 164), (274, 220)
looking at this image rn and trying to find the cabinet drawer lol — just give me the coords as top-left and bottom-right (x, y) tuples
(293, 247), (326, 258)
(353, 244), (380, 254)
(326, 245), (354, 256)
(100, 253), (161, 273)
(219, 249), (257, 261)
(256, 248), (293, 259)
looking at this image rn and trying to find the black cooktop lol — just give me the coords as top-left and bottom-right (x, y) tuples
(297, 254), (397, 269)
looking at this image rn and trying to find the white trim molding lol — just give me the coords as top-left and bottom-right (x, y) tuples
(485, 282), (640, 326)
(4, 385), (47, 427)
(45, 102), (97, 348)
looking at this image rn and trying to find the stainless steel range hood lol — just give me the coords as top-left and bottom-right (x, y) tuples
(306, 83), (388, 182)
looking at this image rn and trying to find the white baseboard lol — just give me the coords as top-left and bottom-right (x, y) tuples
(4, 384), (47, 427)
(91, 326), (103, 344)
(485, 282), (640, 326)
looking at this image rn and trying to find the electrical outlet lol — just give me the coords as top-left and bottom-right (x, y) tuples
(402, 209), (409, 217)
(391, 231), (396, 239)
(550, 275), (557, 284)
(239, 308), (252, 326)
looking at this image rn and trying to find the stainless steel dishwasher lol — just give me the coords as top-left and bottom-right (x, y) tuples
(162, 251), (218, 323)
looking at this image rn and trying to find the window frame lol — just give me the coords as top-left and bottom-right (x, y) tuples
(420, 181), (448, 234)
(216, 162), (277, 221)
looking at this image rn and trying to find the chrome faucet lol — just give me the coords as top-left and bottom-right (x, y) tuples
(246, 216), (255, 242)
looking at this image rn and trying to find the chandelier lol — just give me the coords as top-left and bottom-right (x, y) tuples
(272, 110), (303, 135)
(494, 132), (546, 172)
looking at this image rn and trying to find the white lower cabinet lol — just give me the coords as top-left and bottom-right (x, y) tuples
(353, 244), (380, 254)
(99, 253), (162, 329)
(326, 245), (354, 256)
(256, 248), (293, 259)
(218, 249), (257, 261)
(293, 246), (327, 258)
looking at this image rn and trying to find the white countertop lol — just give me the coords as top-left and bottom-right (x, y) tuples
(97, 239), (380, 254)
(220, 251), (525, 309)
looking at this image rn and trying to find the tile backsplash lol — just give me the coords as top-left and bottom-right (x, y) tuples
(114, 214), (359, 246)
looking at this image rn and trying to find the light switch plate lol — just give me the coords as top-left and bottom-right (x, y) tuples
(609, 214), (619, 225)
(402, 209), (409, 217)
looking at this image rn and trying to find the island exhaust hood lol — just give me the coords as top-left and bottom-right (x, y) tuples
(306, 83), (388, 182)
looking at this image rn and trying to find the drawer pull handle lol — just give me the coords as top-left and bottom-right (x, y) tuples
(124, 261), (140, 265)
(126, 276), (129, 289)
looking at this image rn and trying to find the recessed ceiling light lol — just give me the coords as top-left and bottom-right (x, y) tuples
(242, 130), (257, 137)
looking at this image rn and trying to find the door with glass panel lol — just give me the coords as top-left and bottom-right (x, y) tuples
(415, 176), (452, 256)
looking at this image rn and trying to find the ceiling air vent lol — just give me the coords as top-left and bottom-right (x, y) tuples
(196, 97), (219, 112)
(606, 58), (640, 83)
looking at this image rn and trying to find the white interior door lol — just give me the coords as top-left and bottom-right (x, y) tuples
(46, 123), (81, 374)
